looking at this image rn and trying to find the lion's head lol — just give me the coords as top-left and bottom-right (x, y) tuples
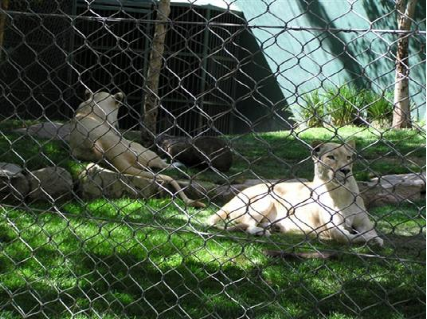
(77, 90), (124, 127)
(311, 141), (356, 185)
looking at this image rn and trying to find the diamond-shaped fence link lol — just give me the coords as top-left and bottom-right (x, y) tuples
(0, 0), (425, 318)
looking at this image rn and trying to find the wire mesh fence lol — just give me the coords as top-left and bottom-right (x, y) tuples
(0, 0), (425, 318)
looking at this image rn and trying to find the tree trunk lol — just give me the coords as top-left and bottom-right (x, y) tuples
(0, 0), (9, 63)
(141, 0), (171, 147)
(392, 0), (418, 129)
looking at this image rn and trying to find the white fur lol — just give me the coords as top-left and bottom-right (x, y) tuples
(69, 90), (205, 208)
(208, 142), (383, 246)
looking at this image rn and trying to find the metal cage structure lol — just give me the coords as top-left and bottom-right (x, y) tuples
(2, 0), (267, 136)
(0, 0), (74, 121)
(0, 0), (425, 318)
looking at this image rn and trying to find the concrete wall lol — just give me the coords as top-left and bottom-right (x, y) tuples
(234, 0), (426, 122)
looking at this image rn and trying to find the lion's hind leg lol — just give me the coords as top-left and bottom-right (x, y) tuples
(107, 151), (205, 207)
(208, 190), (273, 236)
(276, 211), (319, 238)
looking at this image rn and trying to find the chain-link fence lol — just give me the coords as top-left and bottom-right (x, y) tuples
(0, 0), (425, 318)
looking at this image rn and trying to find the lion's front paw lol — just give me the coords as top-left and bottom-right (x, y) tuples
(369, 236), (384, 247)
(247, 226), (271, 237)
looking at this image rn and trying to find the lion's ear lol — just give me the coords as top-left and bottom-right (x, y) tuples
(84, 89), (93, 101)
(114, 92), (124, 102)
(311, 140), (323, 158)
(346, 140), (356, 149)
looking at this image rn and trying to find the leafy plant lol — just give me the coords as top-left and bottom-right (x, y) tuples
(365, 91), (394, 127)
(324, 85), (362, 127)
(294, 86), (396, 129)
(294, 90), (326, 128)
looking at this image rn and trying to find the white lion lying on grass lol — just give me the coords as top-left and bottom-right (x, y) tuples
(69, 90), (205, 208)
(208, 141), (383, 246)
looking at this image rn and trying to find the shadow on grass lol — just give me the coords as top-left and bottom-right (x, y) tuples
(0, 243), (424, 318)
(0, 200), (425, 318)
(0, 121), (425, 318)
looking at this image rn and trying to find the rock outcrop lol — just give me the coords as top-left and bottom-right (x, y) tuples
(27, 167), (73, 202)
(0, 163), (29, 202)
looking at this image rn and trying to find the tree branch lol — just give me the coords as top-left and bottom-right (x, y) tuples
(141, 0), (171, 147)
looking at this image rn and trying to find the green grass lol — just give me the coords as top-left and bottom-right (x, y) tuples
(0, 120), (425, 318)
(0, 120), (95, 180)
(1, 121), (424, 183)
(165, 126), (425, 184)
(0, 131), (87, 180)
(0, 199), (425, 318)
(225, 126), (425, 182)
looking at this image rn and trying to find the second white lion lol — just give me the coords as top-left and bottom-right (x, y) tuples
(69, 90), (205, 208)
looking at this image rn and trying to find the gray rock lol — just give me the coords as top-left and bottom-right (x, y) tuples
(13, 122), (71, 141)
(0, 163), (22, 176)
(376, 173), (425, 190)
(27, 167), (73, 202)
(157, 135), (233, 172)
(0, 162), (29, 202)
(358, 172), (426, 207)
(78, 163), (160, 200)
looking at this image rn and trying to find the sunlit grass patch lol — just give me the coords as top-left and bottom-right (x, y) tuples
(0, 199), (424, 318)
(1, 120), (424, 184)
(0, 120), (425, 318)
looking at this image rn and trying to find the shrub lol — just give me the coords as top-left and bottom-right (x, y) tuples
(324, 85), (363, 127)
(294, 86), (395, 129)
(296, 90), (326, 128)
(366, 91), (393, 127)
